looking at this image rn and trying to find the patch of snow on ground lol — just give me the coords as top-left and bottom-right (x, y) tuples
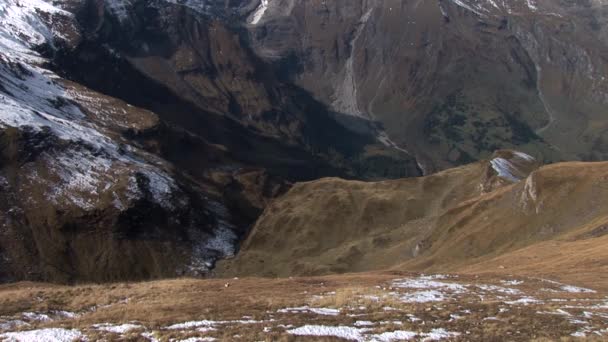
(52, 311), (79, 319)
(287, 325), (365, 340)
(0, 320), (29, 332)
(166, 321), (218, 330)
(392, 276), (467, 292)
(561, 285), (596, 294)
(287, 325), (461, 341)
(0, 328), (83, 342)
(501, 280), (524, 286)
(141, 332), (160, 342)
(93, 323), (144, 333)
(371, 330), (418, 341)
(538, 279), (597, 294)
(353, 321), (374, 327)
(505, 297), (542, 305)
(166, 319), (264, 331)
(422, 328), (462, 341)
(21, 313), (51, 322)
(571, 330), (587, 338)
(476, 284), (522, 295)
(400, 290), (446, 303)
(278, 306), (340, 316)
(174, 338), (216, 342)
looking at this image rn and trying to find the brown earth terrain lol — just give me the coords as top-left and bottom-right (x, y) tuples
(0, 271), (607, 341)
(217, 152), (608, 286)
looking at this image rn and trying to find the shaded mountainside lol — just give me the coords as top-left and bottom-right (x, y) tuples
(56, 0), (421, 181)
(217, 151), (608, 283)
(0, 0), (418, 283)
(246, 0), (608, 172)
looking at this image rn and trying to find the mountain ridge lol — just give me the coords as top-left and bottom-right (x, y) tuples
(217, 152), (608, 284)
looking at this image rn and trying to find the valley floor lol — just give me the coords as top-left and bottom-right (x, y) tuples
(0, 272), (607, 341)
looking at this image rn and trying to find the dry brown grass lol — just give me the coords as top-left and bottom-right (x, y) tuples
(217, 159), (608, 294)
(1, 272), (606, 341)
(310, 286), (408, 313)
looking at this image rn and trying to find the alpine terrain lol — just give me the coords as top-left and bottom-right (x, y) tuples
(0, 0), (608, 341)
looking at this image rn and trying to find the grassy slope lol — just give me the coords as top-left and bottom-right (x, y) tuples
(217, 157), (608, 290)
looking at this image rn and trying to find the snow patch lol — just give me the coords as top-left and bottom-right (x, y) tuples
(561, 285), (596, 294)
(0, 320), (29, 332)
(501, 280), (524, 286)
(476, 284), (522, 295)
(166, 319), (263, 331)
(422, 328), (461, 341)
(175, 337), (216, 342)
(0, 328), (83, 342)
(392, 276), (467, 292)
(371, 330), (418, 341)
(21, 313), (51, 322)
(287, 325), (461, 341)
(250, 0), (269, 25)
(505, 297), (542, 305)
(353, 321), (374, 327)
(490, 158), (522, 182)
(400, 290), (446, 303)
(93, 323), (144, 333)
(287, 325), (365, 340)
(278, 306), (340, 316)
(166, 321), (218, 330)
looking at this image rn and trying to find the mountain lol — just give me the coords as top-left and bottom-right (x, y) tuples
(0, 0), (418, 283)
(1, 0), (608, 283)
(0, 0), (243, 282)
(246, 0), (608, 171)
(217, 151), (608, 282)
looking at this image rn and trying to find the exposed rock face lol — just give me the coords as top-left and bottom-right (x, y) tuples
(246, 0), (608, 171)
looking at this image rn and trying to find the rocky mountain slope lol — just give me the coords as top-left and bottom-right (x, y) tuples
(218, 151), (608, 281)
(0, 0), (419, 283)
(247, 0), (608, 171)
(0, 0), (244, 283)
